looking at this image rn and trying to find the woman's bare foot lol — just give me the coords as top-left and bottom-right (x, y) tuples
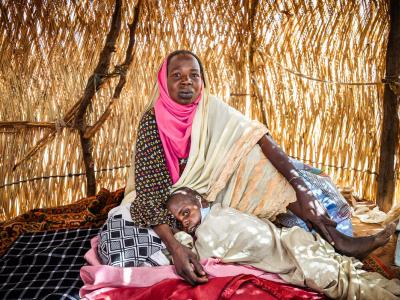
(326, 222), (396, 260)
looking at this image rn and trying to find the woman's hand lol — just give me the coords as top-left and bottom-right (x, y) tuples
(170, 243), (208, 285)
(258, 135), (337, 244)
(153, 224), (207, 285)
(292, 188), (337, 244)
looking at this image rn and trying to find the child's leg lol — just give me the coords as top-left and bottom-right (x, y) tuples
(280, 226), (400, 300)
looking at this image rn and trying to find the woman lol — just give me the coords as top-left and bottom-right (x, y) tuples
(98, 50), (394, 285)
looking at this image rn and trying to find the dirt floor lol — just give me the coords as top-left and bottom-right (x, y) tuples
(352, 217), (399, 277)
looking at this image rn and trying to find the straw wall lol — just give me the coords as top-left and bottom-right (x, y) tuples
(0, 0), (398, 222)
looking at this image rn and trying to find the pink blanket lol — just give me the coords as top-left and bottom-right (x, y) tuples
(80, 237), (285, 299)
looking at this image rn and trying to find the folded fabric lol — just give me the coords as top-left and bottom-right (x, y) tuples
(80, 257), (287, 299)
(0, 188), (123, 257)
(97, 214), (169, 267)
(88, 274), (325, 300)
(353, 206), (387, 224)
(80, 236), (289, 299)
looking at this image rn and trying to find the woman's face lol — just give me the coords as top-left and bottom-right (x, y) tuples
(167, 54), (203, 105)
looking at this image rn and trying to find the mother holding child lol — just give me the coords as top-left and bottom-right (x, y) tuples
(97, 50), (399, 299)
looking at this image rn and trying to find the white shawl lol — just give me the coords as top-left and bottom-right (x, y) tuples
(172, 94), (296, 220)
(124, 82), (296, 220)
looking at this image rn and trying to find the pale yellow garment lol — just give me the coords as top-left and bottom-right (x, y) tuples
(176, 205), (400, 300)
(123, 76), (296, 219)
(122, 58), (296, 219)
(172, 95), (297, 220)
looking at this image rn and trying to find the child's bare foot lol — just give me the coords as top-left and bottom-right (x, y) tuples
(327, 222), (396, 260)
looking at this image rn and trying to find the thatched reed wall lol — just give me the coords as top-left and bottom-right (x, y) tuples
(0, 0), (398, 221)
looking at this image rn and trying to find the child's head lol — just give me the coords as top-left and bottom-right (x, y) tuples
(166, 187), (206, 234)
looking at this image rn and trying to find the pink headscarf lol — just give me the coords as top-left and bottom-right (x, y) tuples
(154, 57), (204, 184)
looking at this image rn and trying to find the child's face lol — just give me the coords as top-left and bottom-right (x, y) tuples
(168, 194), (201, 234)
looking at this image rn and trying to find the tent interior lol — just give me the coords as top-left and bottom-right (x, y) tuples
(0, 0), (399, 299)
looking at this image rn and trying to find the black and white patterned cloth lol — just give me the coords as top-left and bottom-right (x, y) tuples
(98, 214), (167, 267)
(0, 227), (99, 300)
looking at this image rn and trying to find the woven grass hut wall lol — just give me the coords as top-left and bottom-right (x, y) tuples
(0, 0), (399, 222)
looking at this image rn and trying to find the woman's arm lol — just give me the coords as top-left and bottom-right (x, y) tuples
(132, 109), (207, 284)
(258, 134), (336, 244)
(153, 224), (208, 285)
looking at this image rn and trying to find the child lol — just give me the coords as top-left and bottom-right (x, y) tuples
(166, 187), (400, 299)
(167, 187), (395, 259)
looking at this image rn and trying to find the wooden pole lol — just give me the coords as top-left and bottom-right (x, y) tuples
(75, 0), (142, 196)
(84, 0), (142, 140)
(0, 121), (56, 129)
(75, 0), (122, 196)
(377, 0), (400, 212)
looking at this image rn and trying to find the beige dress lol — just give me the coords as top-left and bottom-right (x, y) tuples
(173, 95), (296, 221)
(176, 205), (400, 300)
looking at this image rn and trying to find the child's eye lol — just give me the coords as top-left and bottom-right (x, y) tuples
(191, 73), (199, 78)
(183, 209), (189, 217)
(172, 72), (180, 78)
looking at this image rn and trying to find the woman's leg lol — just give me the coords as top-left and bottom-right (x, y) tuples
(98, 214), (169, 267)
(259, 135), (395, 258)
(325, 222), (396, 259)
(297, 163), (397, 259)
(258, 135), (341, 243)
(276, 164), (353, 236)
